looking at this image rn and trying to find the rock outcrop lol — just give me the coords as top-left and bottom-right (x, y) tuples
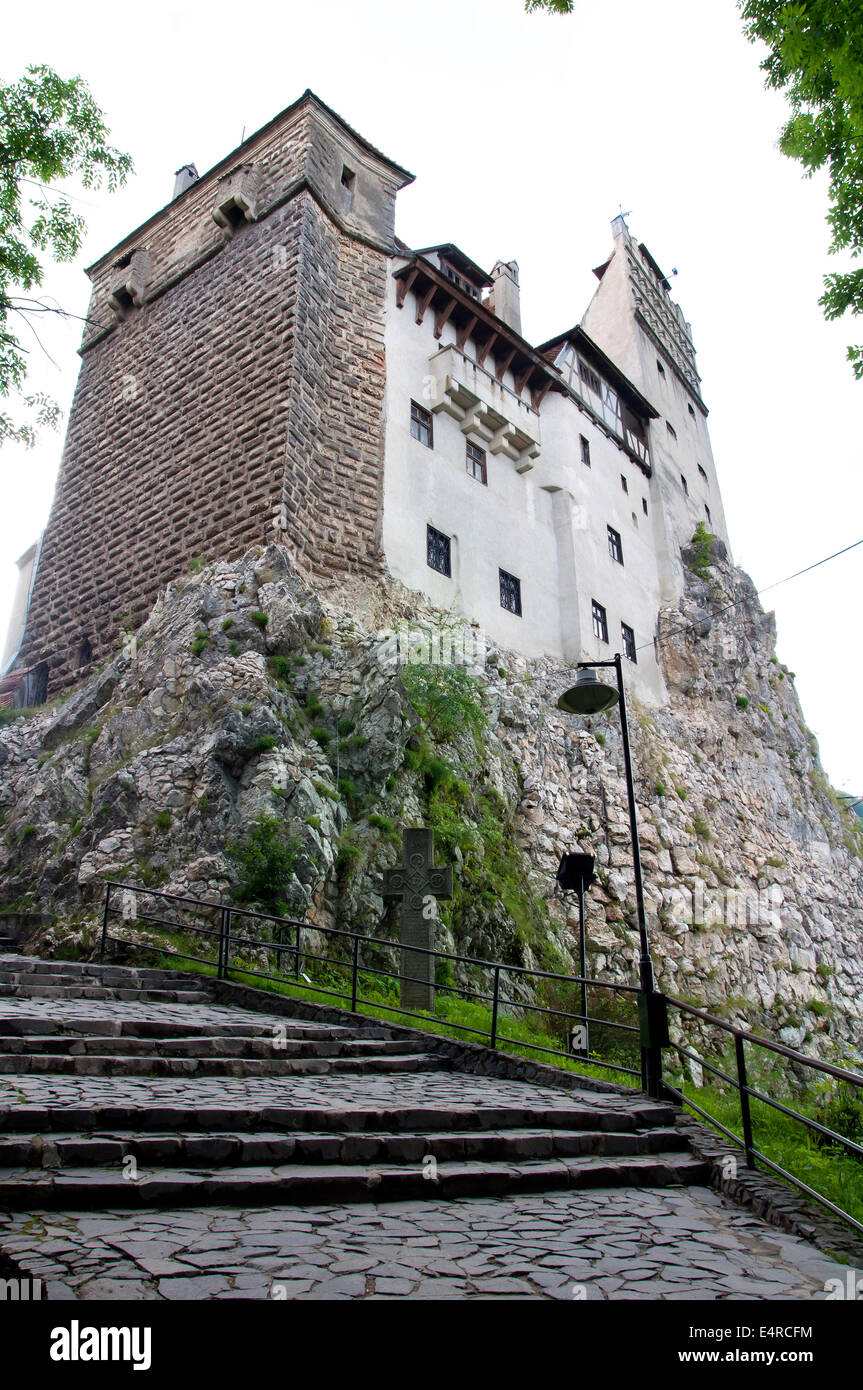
(1, 543), (861, 1062)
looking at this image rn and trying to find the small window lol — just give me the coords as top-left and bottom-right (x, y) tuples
(499, 569), (522, 616)
(580, 434), (591, 467)
(411, 401), (433, 448)
(77, 636), (93, 670)
(340, 165), (356, 212)
(656, 359), (666, 378)
(466, 440), (487, 484)
(642, 497), (649, 516)
(681, 473), (689, 496)
(620, 474), (628, 494)
(621, 623), (637, 663)
(666, 421), (677, 440)
(688, 402), (696, 418)
(607, 526), (624, 565)
(698, 463), (708, 484)
(592, 599), (608, 644)
(427, 524), (451, 576)
(705, 504), (712, 524)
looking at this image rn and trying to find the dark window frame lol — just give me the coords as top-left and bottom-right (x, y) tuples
(621, 622), (637, 663)
(411, 400), (433, 448)
(592, 599), (609, 644)
(580, 434), (591, 467)
(499, 568), (522, 616)
(607, 525), (624, 565)
(426, 524), (451, 577)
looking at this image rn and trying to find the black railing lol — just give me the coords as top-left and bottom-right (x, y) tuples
(100, 881), (863, 1234)
(663, 995), (863, 1237)
(99, 880), (644, 1082)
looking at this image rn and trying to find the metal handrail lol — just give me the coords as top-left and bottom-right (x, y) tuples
(99, 880), (863, 1233)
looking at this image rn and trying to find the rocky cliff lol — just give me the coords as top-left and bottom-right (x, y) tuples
(1, 543), (861, 1061)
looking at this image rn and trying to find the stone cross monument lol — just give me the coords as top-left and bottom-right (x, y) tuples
(382, 827), (452, 1012)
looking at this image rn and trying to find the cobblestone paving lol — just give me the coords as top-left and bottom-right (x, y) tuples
(0, 1070), (646, 1114)
(0, 1186), (848, 1300)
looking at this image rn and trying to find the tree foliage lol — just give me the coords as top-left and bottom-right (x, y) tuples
(0, 65), (132, 446)
(740, 1), (863, 377)
(524, 0), (574, 11)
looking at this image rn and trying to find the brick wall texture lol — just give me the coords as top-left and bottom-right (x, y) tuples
(18, 95), (403, 693)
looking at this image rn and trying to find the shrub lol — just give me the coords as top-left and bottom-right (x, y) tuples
(254, 735), (277, 753)
(310, 726), (330, 747)
(250, 611), (268, 629)
(190, 630), (210, 657)
(688, 521), (716, 580)
(227, 815), (301, 917)
(312, 779), (339, 801)
(338, 718), (356, 735)
(692, 814), (711, 839)
(655, 782), (666, 797)
(736, 694), (750, 710)
(153, 810), (172, 832)
(400, 663), (487, 743)
(221, 617), (234, 631)
(187, 555), (207, 574)
(268, 654), (292, 685)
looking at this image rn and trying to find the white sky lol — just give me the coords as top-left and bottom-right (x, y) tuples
(2, 0), (861, 794)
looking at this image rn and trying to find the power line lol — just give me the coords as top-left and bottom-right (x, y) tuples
(636, 536), (863, 654)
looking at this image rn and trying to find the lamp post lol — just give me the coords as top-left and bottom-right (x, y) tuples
(555, 851), (595, 1058)
(557, 653), (664, 1096)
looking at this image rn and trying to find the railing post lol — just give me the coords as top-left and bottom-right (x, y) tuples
(638, 991), (668, 1099)
(100, 883), (111, 961)
(735, 1032), (756, 1169)
(351, 934), (360, 1013)
(218, 907), (231, 981)
(295, 923), (301, 980)
(490, 966), (500, 1050)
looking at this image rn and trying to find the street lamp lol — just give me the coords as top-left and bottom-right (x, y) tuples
(555, 851), (595, 1058)
(557, 654), (664, 1096)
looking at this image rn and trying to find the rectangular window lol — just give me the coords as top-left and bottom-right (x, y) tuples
(411, 400), (433, 448)
(466, 440), (487, 484)
(620, 474), (628, 494)
(642, 497), (648, 516)
(580, 434), (591, 467)
(499, 569), (522, 616)
(607, 525), (624, 565)
(621, 622), (637, 663)
(592, 599), (608, 644)
(426, 524), (451, 576)
(681, 473), (689, 496)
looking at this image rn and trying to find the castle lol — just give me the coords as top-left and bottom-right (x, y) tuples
(3, 90), (730, 707)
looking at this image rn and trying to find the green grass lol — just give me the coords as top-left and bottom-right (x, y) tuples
(675, 1067), (863, 1228)
(123, 924), (638, 1090)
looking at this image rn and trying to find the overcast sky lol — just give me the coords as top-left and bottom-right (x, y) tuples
(2, 0), (861, 795)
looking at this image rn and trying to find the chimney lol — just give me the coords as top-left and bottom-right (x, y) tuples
(172, 164), (199, 200)
(489, 260), (521, 335)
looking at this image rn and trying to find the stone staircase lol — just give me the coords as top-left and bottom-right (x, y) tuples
(0, 953), (710, 1208)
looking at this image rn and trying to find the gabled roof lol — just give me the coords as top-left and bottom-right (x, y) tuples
(410, 243), (494, 289)
(536, 324), (659, 420)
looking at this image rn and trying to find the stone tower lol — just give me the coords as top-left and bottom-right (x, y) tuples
(15, 91), (413, 694)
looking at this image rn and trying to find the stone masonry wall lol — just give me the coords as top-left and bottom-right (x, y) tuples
(19, 110), (396, 694)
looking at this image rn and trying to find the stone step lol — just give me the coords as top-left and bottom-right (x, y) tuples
(0, 1034), (431, 1059)
(0, 983), (214, 1003)
(0, 1015), (355, 1041)
(0, 961), (206, 985)
(0, 941), (19, 954)
(0, 1099), (677, 1135)
(0, 1051), (448, 1078)
(0, 1151), (709, 1208)
(0, 1125), (690, 1169)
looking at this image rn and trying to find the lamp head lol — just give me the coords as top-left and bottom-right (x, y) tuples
(557, 667), (619, 715)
